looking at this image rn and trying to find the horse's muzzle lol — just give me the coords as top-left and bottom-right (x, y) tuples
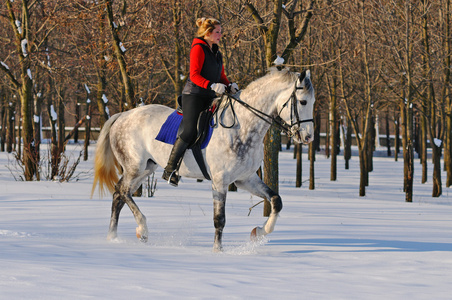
(293, 126), (314, 144)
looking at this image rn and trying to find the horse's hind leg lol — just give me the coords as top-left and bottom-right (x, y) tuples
(123, 168), (156, 242)
(107, 189), (125, 241)
(109, 162), (156, 242)
(235, 174), (283, 239)
(123, 192), (148, 242)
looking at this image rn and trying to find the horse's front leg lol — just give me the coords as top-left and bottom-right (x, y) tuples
(235, 174), (283, 239)
(212, 189), (227, 252)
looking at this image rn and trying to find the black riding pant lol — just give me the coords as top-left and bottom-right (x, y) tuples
(180, 94), (213, 145)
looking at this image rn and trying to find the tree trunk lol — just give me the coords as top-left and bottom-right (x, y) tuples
(420, 112), (428, 184)
(20, 71), (36, 181)
(422, 0), (442, 197)
(325, 115), (330, 158)
(404, 1), (415, 202)
(395, 113), (400, 161)
(443, 0), (452, 187)
(160, 0), (186, 107)
(329, 76), (337, 181)
(385, 112), (391, 157)
(296, 143), (302, 187)
(96, 71), (109, 127)
(83, 96), (92, 161)
(228, 183), (238, 192)
(105, 0), (135, 108)
(309, 142), (315, 190)
(400, 99), (408, 193)
(4, 0), (38, 180)
(420, 3), (430, 184)
(33, 88), (42, 181)
(0, 97), (5, 152)
(6, 102), (14, 153)
(263, 125), (280, 216)
(343, 116), (352, 169)
(48, 98), (58, 179)
(431, 142), (442, 197)
(74, 104), (80, 143)
(358, 149), (366, 197)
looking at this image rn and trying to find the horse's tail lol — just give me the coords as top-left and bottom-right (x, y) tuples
(91, 113), (123, 198)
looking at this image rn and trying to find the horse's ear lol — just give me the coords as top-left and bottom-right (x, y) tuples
(299, 70), (307, 81)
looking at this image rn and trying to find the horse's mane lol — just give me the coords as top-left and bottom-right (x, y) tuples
(214, 68), (312, 110)
(240, 68), (300, 101)
(244, 67), (298, 92)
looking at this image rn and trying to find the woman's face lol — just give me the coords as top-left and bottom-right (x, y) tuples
(206, 25), (222, 45)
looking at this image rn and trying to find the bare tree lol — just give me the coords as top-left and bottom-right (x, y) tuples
(246, 0), (315, 215)
(2, 0), (39, 180)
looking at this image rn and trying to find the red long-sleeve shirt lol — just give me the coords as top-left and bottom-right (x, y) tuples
(189, 38), (230, 89)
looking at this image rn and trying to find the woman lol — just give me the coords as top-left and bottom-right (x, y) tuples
(162, 17), (239, 187)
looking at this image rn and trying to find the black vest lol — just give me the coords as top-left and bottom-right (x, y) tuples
(182, 41), (223, 97)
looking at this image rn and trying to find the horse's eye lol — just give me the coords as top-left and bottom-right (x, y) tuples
(300, 100), (307, 105)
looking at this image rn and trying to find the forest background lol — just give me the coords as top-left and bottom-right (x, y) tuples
(1, 0), (451, 203)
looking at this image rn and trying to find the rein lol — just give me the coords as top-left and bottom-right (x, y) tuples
(212, 83), (313, 138)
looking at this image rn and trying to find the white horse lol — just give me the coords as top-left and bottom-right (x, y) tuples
(91, 68), (315, 252)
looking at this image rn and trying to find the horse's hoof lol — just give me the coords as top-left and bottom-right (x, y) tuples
(107, 232), (117, 241)
(250, 227), (258, 241)
(136, 228), (148, 243)
(213, 244), (223, 253)
(136, 232), (148, 243)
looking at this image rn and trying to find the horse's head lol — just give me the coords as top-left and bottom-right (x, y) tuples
(276, 70), (315, 144)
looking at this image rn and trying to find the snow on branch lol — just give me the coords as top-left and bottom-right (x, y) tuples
(434, 138), (442, 147)
(15, 20), (22, 34)
(84, 84), (91, 94)
(119, 42), (126, 53)
(1, 61), (9, 70)
(21, 39), (28, 57)
(50, 105), (57, 121)
(274, 56), (284, 66)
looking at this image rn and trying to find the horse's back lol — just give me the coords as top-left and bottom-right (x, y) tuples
(109, 104), (174, 168)
(111, 104), (173, 137)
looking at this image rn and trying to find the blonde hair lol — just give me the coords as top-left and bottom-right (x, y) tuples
(196, 17), (221, 38)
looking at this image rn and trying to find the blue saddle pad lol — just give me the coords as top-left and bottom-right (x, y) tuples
(155, 110), (213, 149)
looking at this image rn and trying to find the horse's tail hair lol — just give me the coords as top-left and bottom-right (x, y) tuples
(91, 113), (123, 198)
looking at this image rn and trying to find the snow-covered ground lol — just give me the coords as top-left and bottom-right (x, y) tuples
(1, 144), (451, 299)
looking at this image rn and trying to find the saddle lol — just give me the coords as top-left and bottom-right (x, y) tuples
(155, 96), (215, 180)
(176, 96), (214, 148)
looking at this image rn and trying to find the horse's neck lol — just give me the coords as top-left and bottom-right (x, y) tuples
(234, 92), (278, 140)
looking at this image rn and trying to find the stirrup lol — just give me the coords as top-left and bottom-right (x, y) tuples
(163, 170), (180, 187)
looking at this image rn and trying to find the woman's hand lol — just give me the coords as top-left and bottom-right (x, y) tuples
(210, 83), (227, 94)
(229, 83), (239, 94)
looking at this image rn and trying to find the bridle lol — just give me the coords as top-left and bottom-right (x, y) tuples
(213, 79), (314, 138)
(275, 80), (314, 137)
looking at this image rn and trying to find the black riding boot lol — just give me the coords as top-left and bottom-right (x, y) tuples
(162, 138), (189, 187)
